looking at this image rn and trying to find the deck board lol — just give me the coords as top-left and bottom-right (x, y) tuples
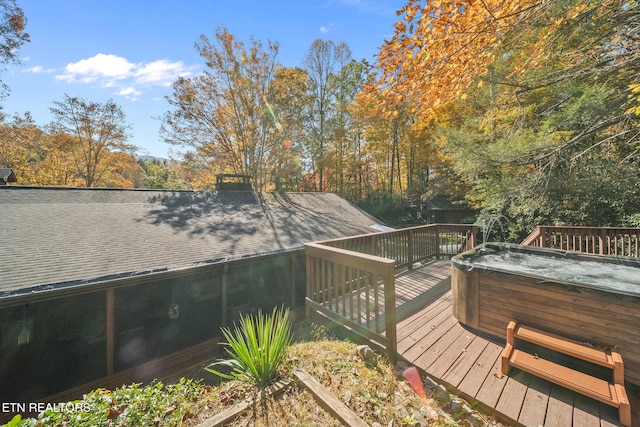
(398, 309), (458, 361)
(573, 393), (603, 427)
(391, 261), (639, 426)
(413, 317), (461, 370)
(518, 376), (552, 426)
(396, 295), (452, 342)
(544, 385), (574, 427)
(474, 350), (509, 409)
(441, 334), (488, 388)
(428, 323), (473, 378)
(495, 369), (529, 421)
(457, 341), (504, 397)
(316, 259), (639, 426)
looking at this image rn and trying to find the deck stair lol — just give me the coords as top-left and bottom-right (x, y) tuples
(501, 321), (631, 427)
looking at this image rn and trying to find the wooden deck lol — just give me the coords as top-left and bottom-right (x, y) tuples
(395, 260), (640, 427)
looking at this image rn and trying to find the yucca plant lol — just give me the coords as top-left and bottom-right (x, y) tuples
(206, 306), (292, 402)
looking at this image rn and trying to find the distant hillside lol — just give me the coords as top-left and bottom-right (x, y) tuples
(137, 154), (169, 163)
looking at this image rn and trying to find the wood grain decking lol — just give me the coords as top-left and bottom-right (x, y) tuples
(394, 260), (640, 427)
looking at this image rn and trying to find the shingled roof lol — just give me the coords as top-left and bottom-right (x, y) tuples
(0, 168), (17, 185)
(0, 187), (381, 296)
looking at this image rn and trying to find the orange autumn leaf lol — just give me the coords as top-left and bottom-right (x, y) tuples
(375, 0), (541, 118)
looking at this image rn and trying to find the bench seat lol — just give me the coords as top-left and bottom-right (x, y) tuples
(501, 321), (631, 427)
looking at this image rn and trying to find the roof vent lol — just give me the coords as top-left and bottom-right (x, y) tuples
(0, 168), (17, 186)
(215, 174), (252, 191)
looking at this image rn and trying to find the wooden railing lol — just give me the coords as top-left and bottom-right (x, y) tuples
(522, 226), (640, 257)
(316, 224), (478, 269)
(305, 224), (477, 360)
(305, 242), (397, 359)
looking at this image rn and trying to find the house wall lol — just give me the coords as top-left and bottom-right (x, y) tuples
(0, 291), (107, 403)
(113, 272), (223, 372)
(0, 249), (306, 405)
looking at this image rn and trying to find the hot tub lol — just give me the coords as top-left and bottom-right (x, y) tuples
(451, 243), (640, 385)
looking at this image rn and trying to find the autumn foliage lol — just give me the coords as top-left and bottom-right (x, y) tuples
(2, 1), (640, 233)
(377, 0), (538, 114)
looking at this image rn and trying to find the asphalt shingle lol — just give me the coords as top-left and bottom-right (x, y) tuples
(0, 187), (380, 295)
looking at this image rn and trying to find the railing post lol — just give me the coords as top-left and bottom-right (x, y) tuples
(370, 234), (377, 257)
(471, 225), (478, 248)
(290, 253), (296, 308)
(221, 262), (230, 326)
(106, 287), (114, 377)
(539, 227), (547, 248)
(460, 228), (476, 253)
(305, 254), (312, 320)
(434, 226), (440, 259)
(407, 229), (414, 270)
(383, 264), (397, 364)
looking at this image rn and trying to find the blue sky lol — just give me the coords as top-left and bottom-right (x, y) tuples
(2, 0), (405, 158)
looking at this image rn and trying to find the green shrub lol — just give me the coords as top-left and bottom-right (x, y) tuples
(9, 378), (203, 427)
(206, 306), (292, 398)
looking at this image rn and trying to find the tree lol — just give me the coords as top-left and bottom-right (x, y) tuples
(362, 0), (640, 234)
(325, 58), (369, 196)
(376, 0), (539, 117)
(266, 67), (309, 190)
(0, 112), (44, 183)
(48, 95), (134, 187)
(303, 39), (352, 191)
(138, 159), (165, 189)
(35, 133), (79, 186)
(378, 0), (640, 153)
(0, 0), (29, 101)
(0, 109), (141, 188)
(161, 28), (283, 190)
(401, 0), (640, 235)
(96, 151), (145, 188)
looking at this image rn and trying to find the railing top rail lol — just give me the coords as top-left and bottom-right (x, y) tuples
(305, 242), (395, 276)
(313, 223), (477, 246)
(539, 226), (640, 232)
(521, 227), (542, 246)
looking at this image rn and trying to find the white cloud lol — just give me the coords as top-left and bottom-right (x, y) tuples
(320, 26), (330, 33)
(23, 65), (55, 74)
(55, 53), (197, 99)
(134, 59), (194, 87)
(56, 53), (134, 83)
(117, 86), (143, 100)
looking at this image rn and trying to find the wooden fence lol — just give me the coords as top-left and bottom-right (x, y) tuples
(316, 224), (478, 269)
(306, 223), (640, 362)
(305, 224), (477, 360)
(522, 226), (640, 257)
(305, 242), (397, 358)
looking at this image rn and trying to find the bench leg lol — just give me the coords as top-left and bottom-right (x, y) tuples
(615, 383), (631, 427)
(500, 343), (513, 375)
(506, 321), (516, 345)
(612, 351), (625, 386)
(500, 321), (517, 375)
(619, 402), (631, 427)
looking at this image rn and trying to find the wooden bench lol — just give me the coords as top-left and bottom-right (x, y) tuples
(501, 321), (631, 427)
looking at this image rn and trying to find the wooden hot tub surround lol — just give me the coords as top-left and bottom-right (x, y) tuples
(451, 243), (640, 386)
